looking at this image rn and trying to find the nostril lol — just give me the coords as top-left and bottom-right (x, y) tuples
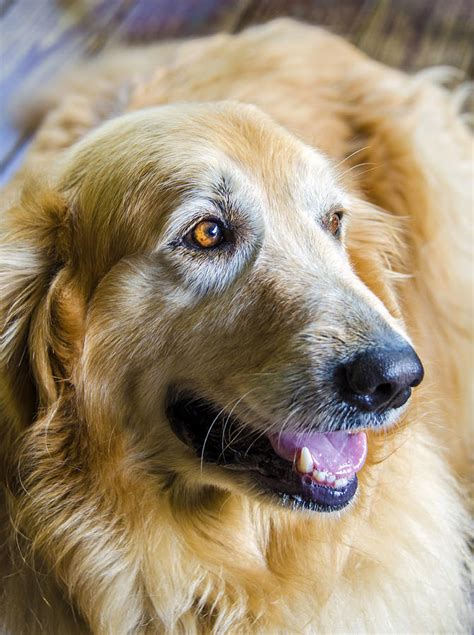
(409, 373), (423, 388)
(373, 383), (394, 400)
(388, 386), (412, 410)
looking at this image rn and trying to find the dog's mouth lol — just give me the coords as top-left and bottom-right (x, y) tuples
(166, 390), (368, 513)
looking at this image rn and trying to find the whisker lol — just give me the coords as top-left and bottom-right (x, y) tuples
(333, 145), (371, 169)
(338, 162), (378, 179)
(200, 402), (231, 474)
(218, 389), (258, 460)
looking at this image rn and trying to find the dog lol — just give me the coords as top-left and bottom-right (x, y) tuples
(0, 18), (472, 634)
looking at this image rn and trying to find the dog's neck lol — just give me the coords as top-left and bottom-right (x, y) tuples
(1, 418), (469, 634)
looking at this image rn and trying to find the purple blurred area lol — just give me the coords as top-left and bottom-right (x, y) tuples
(121, 0), (240, 38)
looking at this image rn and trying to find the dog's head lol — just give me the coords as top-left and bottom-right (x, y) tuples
(1, 102), (423, 514)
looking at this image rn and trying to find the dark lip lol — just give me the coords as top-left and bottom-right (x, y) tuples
(255, 472), (358, 512)
(166, 388), (359, 513)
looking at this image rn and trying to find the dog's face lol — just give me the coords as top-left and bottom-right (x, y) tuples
(8, 103), (424, 514)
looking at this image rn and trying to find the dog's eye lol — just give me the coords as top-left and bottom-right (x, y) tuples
(327, 211), (343, 237)
(187, 219), (226, 249)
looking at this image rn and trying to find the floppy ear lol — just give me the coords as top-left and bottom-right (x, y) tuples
(0, 180), (83, 433)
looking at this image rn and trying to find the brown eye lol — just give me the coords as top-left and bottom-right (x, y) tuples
(189, 220), (225, 249)
(327, 211), (343, 237)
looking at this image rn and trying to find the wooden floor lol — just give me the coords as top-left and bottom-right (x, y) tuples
(1, 0), (473, 185)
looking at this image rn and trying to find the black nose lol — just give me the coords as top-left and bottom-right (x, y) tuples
(338, 343), (424, 412)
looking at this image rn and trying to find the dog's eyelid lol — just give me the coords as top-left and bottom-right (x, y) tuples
(322, 207), (346, 238)
(178, 213), (223, 234)
(328, 206), (346, 217)
(159, 210), (226, 249)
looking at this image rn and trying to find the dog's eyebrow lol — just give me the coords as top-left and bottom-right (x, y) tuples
(210, 176), (233, 204)
(206, 176), (244, 218)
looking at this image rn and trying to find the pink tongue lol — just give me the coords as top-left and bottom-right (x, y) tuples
(268, 430), (367, 476)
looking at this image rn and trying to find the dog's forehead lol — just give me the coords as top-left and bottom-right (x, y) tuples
(167, 110), (347, 225)
(60, 104), (347, 251)
(233, 148), (346, 222)
(200, 107), (345, 210)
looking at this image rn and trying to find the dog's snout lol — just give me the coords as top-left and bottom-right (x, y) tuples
(338, 343), (424, 412)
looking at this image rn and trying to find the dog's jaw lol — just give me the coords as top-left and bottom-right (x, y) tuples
(167, 390), (372, 513)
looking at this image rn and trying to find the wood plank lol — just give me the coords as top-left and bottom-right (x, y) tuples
(235, 0), (474, 75)
(1, 0), (472, 188)
(118, 0), (249, 40)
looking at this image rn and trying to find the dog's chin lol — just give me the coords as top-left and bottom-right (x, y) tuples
(166, 388), (401, 513)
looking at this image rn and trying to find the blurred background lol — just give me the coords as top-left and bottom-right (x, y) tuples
(1, 0), (473, 185)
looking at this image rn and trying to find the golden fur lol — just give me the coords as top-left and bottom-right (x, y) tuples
(0, 19), (472, 634)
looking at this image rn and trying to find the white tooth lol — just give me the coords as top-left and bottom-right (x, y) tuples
(335, 478), (348, 489)
(326, 474), (336, 484)
(296, 447), (313, 474)
(313, 471), (327, 483)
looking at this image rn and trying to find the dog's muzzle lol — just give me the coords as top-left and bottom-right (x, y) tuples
(166, 337), (424, 513)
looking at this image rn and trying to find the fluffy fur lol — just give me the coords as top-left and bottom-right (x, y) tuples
(0, 19), (472, 634)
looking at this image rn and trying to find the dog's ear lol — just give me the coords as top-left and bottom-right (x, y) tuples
(0, 180), (84, 431)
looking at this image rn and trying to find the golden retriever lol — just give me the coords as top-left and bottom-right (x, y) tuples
(0, 18), (472, 634)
